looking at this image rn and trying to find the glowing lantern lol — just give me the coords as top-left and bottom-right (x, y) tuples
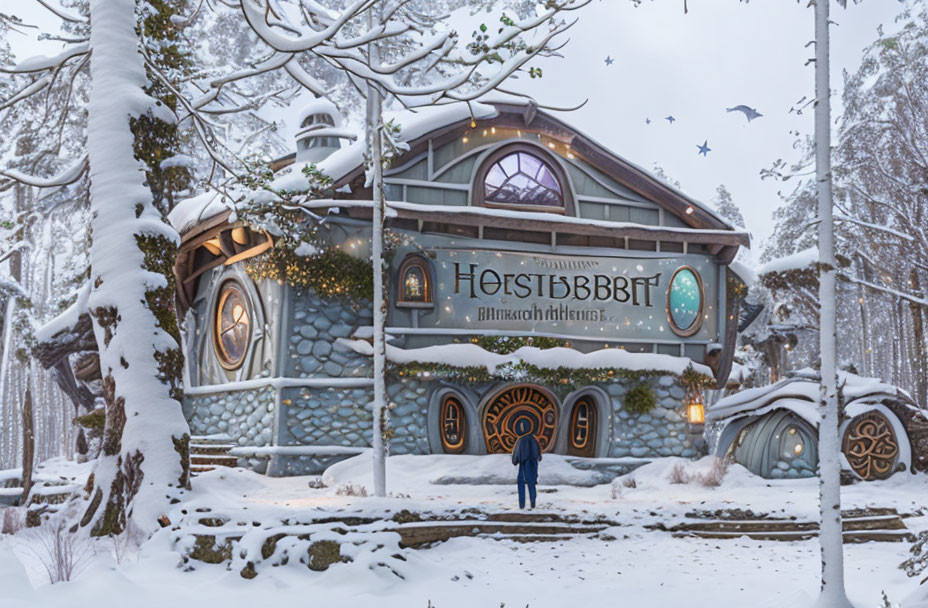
(685, 390), (705, 424)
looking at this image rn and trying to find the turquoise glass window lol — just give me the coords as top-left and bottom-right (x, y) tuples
(668, 267), (702, 334)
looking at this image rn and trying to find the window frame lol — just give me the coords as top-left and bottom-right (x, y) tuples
(213, 279), (252, 371)
(396, 254), (434, 308)
(666, 265), (706, 338)
(472, 143), (574, 216)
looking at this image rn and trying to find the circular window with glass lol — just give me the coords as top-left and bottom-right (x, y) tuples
(214, 281), (251, 370)
(667, 266), (704, 337)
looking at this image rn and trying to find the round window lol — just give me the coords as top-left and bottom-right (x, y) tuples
(667, 266), (704, 337)
(214, 281), (251, 369)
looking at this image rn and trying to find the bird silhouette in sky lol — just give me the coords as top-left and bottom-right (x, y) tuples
(645, 118), (651, 125)
(665, 115), (676, 124)
(726, 105), (763, 122)
(605, 56), (614, 66)
(697, 140), (711, 156)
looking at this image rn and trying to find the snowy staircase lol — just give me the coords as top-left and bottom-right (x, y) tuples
(390, 511), (614, 546)
(190, 435), (239, 475)
(651, 507), (915, 543)
(175, 509), (621, 576)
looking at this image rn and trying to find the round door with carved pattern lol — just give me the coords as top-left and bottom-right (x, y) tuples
(842, 411), (900, 481)
(482, 385), (558, 454)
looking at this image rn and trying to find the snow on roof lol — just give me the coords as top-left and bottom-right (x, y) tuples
(170, 99), (743, 239)
(166, 190), (229, 236)
(707, 370), (912, 425)
(339, 340), (712, 378)
(34, 282), (89, 343)
(755, 247), (818, 276)
(297, 97), (345, 128)
(728, 260), (757, 288)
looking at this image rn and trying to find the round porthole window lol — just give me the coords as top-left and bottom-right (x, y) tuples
(214, 281), (251, 370)
(667, 266), (704, 337)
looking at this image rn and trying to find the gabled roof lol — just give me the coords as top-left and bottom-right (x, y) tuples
(169, 99), (749, 251)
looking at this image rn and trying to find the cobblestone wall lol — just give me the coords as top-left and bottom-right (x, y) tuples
(185, 386), (275, 444)
(608, 375), (705, 459)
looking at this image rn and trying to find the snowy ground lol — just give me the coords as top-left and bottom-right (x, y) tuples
(2, 455), (926, 608)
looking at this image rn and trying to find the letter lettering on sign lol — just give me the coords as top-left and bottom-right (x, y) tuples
(594, 275), (612, 301)
(613, 276), (630, 303)
(480, 269), (502, 296)
(574, 275), (591, 301)
(454, 263), (477, 298)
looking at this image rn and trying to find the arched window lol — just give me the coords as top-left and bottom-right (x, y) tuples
(479, 147), (566, 212)
(214, 281), (251, 370)
(440, 395), (467, 454)
(300, 113), (335, 129)
(397, 255), (433, 307)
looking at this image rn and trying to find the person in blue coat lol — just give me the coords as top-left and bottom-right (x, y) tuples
(511, 419), (542, 509)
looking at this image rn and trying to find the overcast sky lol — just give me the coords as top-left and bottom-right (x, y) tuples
(6, 0), (908, 261)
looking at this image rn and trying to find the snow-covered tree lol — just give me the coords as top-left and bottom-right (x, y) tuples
(0, 0), (193, 536)
(713, 185), (744, 229)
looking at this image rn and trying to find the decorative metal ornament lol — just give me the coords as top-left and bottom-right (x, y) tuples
(482, 385), (559, 454)
(842, 411), (900, 481)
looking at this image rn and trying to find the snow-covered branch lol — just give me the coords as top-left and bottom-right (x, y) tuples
(0, 157), (88, 191)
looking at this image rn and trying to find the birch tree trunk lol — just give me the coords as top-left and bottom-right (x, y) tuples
(79, 0), (190, 537)
(813, 1), (853, 606)
(367, 9), (387, 498)
(910, 269), (927, 405)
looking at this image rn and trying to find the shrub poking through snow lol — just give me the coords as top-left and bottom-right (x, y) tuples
(668, 463), (690, 485)
(335, 483), (368, 497)
(1, 507), (25, 535)
(624, 385), (657, 415)
(901, 530), (928, 578)
(695, 457), (730, 488)
(26, 520), (93, 583)
(623, 477), (637, 489)
(610, 480), (621, 500)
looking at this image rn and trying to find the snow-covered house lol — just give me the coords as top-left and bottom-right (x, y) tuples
(710, 371), (928, 481)
(168, 99), (751, 476)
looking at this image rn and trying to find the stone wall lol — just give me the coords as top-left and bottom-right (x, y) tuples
(386, 378), (430, 455)
(184, 385), (276, 472)
(285, 289), (373, 380)
(608, 375), (705, 460)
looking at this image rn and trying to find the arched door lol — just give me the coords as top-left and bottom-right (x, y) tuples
(482, 384), (558, 454)
(567, 396), (598, 457)
(440, 394), (467, 454)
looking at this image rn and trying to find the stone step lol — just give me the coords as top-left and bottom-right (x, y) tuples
(392, 520), (608, 548)
(665, 513), (912, 543)
(191, 445), (238, 456)
(190, 455), (238, 467)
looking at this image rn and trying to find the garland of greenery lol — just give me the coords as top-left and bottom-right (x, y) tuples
(391, 359), (712, 396)
(470, 335), (568, 354)
(235, 164), (374, 301)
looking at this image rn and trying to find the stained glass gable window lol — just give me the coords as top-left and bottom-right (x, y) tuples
(484, 151), (563, 208)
